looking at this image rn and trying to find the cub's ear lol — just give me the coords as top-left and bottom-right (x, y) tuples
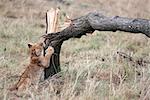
(28, 43), (33, 48)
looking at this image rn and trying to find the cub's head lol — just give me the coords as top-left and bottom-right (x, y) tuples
(28, 42), (43, 57)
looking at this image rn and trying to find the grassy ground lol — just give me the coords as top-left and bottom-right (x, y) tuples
(0, 0), (150, 99)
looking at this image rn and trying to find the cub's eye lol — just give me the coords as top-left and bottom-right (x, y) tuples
(32, 49), (35, 52)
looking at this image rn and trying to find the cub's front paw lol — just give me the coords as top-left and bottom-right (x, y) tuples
(46, 46), (54, 54)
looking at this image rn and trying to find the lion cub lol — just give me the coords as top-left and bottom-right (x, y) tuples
(10, 42), (54, 91)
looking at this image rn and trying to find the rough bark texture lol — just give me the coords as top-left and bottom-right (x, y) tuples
(43, 12), (150, 79)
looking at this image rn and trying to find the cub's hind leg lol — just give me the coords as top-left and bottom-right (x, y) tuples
(16, 78), (30, 91)
(9, 77), (30, 91)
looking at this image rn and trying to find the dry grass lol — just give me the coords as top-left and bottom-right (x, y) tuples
(0, 0), (150, 100)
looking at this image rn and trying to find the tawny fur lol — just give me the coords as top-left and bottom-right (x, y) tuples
(9, 42), (54, 91)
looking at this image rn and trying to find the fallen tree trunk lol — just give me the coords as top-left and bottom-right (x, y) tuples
(43, 12), (150, 79)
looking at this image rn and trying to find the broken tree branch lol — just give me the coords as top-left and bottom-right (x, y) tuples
(46, 8), (60, 33)
(43, 12), (150, 79)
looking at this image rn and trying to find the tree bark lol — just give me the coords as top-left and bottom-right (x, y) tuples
(43, 12), (150, 79)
